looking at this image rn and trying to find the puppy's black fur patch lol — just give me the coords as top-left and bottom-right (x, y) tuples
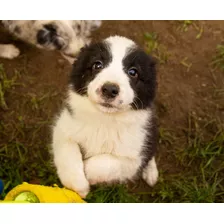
(141, 110), (158, 169)
(122, 48), (157, 171)
(122, 47), (157, 110)
(70, 42), (112, 95)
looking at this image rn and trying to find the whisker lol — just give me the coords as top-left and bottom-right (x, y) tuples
(76, 86), (88, 94)
(134, 96), (144, 109)
(132, 100), (139, 110)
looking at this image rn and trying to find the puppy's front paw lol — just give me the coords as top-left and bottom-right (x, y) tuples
(2, 45), (20, 59)
(84, 155), (115, 185)
(142, 158), (159, 187)
(142, 166), (158, 187)
(58, 169), (90, 198)
(84, 157), (102, 185)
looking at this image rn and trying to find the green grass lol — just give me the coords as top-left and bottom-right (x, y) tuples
(86, 185), (140, 203)
(144, 32), (169, 64)
(137, 129), (224, 203)
(178, 20), (193, 32)
(211, 44), (224, 71)
(177, 20), (203, 39)
(180, 57), (192, 72)
(158, 128), (176, 146)
(0, 141), (60, 199)
(0, 63), (61, 199)
(0, 64), (19, 110)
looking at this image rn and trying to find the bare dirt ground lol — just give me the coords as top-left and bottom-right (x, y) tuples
(0, 21), (223, 202)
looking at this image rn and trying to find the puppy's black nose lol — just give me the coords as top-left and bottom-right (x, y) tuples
(101, 83), (119, 99)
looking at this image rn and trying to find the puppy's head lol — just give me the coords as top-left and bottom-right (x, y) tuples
(36, 21), (91, 60)
(70, 35), (157, 113)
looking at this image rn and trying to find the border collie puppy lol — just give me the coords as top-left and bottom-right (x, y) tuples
(51, 35), (159, 198)
(0, 20), (101, 63)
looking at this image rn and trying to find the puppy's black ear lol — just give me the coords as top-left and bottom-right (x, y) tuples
(36, 24), (65, 50)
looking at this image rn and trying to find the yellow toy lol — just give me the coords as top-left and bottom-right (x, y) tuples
(1, 182), (86, 203)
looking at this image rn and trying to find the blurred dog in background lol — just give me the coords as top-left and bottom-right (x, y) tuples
(0, 20), (102, 63)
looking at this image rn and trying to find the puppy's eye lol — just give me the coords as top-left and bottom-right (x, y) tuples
(128, 68), (138, 78)
(92, 61), (103, 70)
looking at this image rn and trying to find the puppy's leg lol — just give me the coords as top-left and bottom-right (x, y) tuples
(84, 154), (140, 185)
(142, 156), (159, 186)
(53, 141), (90, 198)
(0, 44), (20, 59)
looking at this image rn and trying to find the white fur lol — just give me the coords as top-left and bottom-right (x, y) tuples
(52, 36), (158, 198)
(0, 44), (20, 59)
(142, 157), (158, 186)
(52, 91), (151, 197)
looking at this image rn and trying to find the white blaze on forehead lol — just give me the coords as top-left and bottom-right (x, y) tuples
(105, 35), (136, 63)
(97, 35), (137, 83)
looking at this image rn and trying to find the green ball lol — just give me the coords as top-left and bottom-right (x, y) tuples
(14, 191), (40, 203)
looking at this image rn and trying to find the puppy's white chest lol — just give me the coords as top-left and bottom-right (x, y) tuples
(74, 116), (147, 159)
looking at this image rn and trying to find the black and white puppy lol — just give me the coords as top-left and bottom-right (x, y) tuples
(52, 35), (159, 198)
(0, 20), (101, 63)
